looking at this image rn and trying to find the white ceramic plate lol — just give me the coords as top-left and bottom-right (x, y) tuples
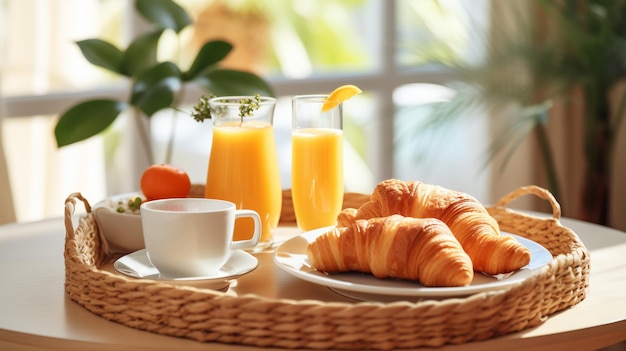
(273, 227), (552, 299)
(114, 249), (258, 290)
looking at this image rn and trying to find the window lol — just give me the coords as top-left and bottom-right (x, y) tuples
(1, 0), (489, 222)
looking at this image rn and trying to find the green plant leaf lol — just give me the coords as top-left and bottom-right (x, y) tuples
(184, 40), (233, 80)
(134, 81), (179, 116)
(195, 69), (275, 96)
(122, 29), (164, 76)
(55, 99), (127, 147)
(131, 62), (182, 116)
(131, 62), (182, 98)
(76, 39), (124, 75)
(135, 0), (191, 33)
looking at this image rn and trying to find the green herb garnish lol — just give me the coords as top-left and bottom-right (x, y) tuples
(191, 94), (214, 122)
(127, 196), (143, 211)
(238, 94), (261, 120)
(191, 94), (262, 123)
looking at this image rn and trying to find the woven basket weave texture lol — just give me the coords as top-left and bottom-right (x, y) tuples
(63, 186), (590, 350)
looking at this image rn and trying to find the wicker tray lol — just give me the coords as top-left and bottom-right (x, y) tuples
(63, 186), (590, 350)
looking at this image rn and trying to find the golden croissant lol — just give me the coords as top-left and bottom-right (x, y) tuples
(340, 179), (531, 275)
(306, 215), (474, 287)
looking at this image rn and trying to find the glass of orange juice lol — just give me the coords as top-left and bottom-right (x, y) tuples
(291, 94), (343, 231)
(205, 96), (282, 251)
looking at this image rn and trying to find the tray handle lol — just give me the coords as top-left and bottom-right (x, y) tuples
(64, 192), (92, 240)
(494, 185), (561, 220)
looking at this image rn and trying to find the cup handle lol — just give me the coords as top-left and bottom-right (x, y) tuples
(231, 209), (262, 250)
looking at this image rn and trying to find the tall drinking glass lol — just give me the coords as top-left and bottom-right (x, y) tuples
(205, 96), (282, 251)
(291, 94), (344, 231)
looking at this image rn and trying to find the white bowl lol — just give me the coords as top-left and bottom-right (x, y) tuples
(93, 193), (145, 253)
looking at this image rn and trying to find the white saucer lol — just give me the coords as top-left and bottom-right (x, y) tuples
(114, 249), (258, 290)
(274, 227), (552, 299)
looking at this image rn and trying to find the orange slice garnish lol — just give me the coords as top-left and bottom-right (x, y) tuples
(321, 84), (363, 112)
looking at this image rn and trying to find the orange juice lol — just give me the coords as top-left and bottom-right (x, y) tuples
(291, 128), (343, 231)
(205, 121), (282, 245)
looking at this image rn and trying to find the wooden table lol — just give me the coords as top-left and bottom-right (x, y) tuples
(1, 215), (625, 351)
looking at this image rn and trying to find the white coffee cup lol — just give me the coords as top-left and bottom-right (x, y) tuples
(140, 198), (261, 277)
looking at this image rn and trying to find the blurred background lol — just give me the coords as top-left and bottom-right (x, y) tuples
(1, 0), (625, 234)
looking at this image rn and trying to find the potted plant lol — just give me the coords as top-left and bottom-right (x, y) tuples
(412, 0), (626, 227)
(54, 0), (273, 165)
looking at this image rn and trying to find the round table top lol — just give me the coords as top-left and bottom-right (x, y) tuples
(1, 214), (626, 351)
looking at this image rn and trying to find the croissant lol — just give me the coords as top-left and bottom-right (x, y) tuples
(337, 207), (358, 227)
(306, 215), (474, 287)
(340, 179), (531, 275)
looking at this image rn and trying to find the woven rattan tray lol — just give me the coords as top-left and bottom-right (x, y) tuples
(63, 185), (590, 350)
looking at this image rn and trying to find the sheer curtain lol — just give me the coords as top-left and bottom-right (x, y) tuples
(546, 87), (626, 231)
(487, 2), (626, 231)
(1, 0), (108, 222)
(0, 92), (16, 224)
(0, 2), (15, 224)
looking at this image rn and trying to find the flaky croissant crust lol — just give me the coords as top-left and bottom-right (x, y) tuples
(307, 215), (474, 287)
(340, 179), (531, 275)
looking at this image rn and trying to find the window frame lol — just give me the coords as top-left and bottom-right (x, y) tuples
(2, 0), (460, 186)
